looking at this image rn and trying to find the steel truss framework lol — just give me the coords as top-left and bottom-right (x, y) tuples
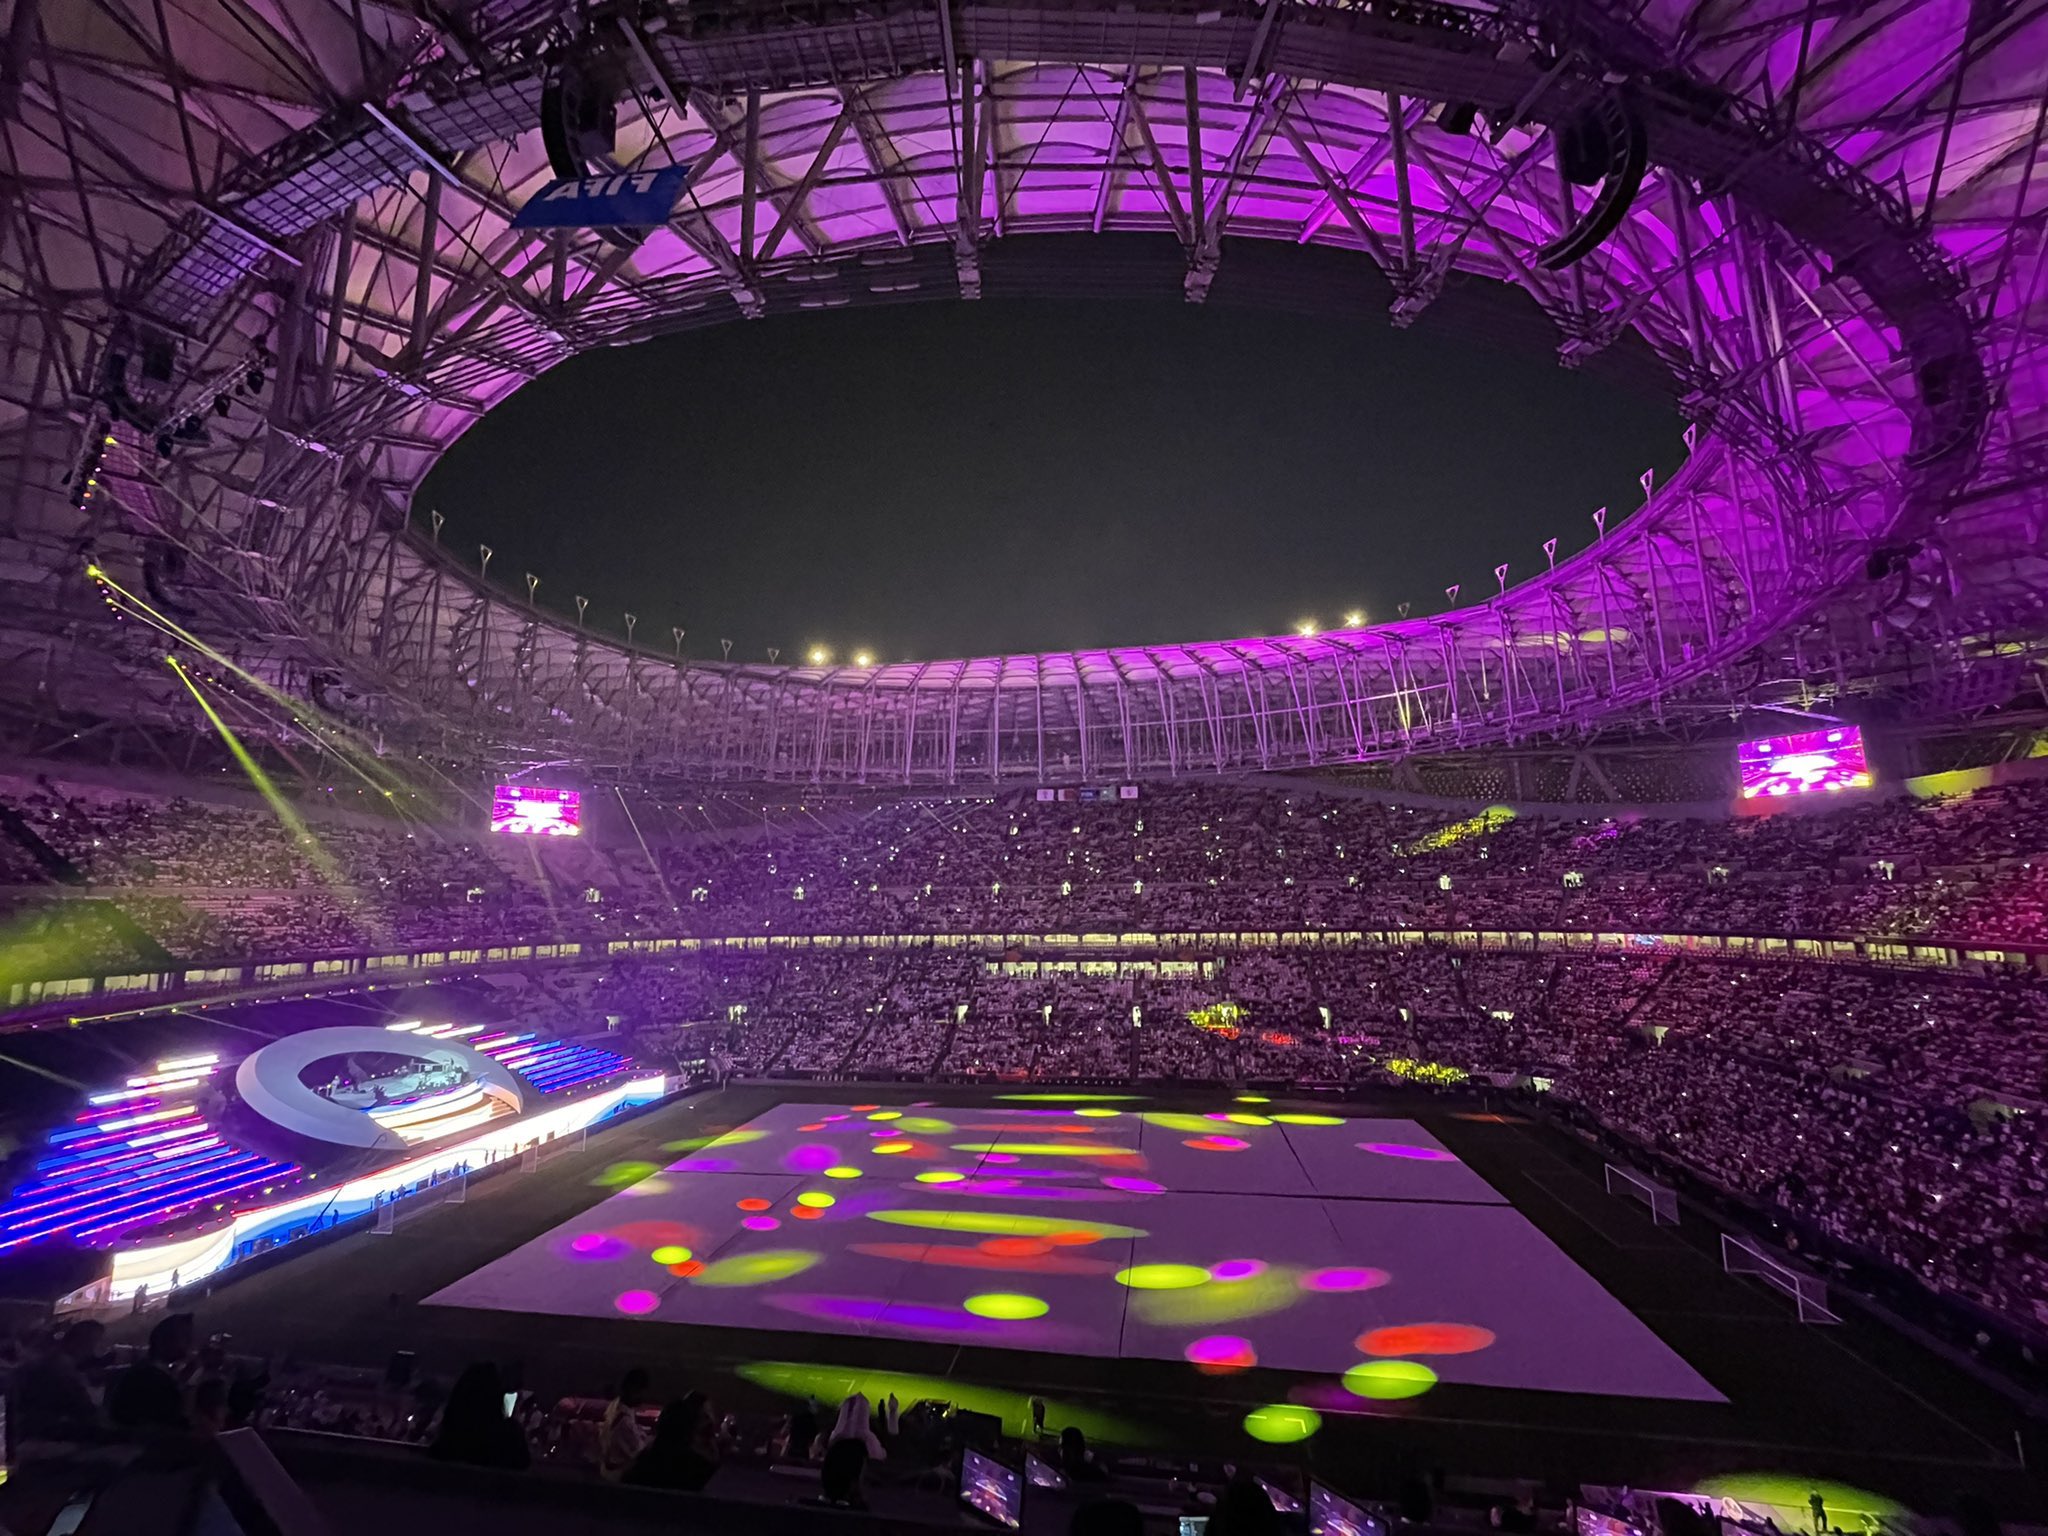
(1, 0), (2045, 784)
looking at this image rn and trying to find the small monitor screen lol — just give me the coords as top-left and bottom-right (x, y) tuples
(961, 1447), (1022, 1528)
(1310, 1483), (1381, 1536)
(1737, 726), (1871, 799)
(1025, 1451), (1067, 1490)
(490, 784), (583, 836)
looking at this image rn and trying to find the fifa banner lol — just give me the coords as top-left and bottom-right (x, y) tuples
(511, 166), (690, 230)
(1035, 785), (1140, 802)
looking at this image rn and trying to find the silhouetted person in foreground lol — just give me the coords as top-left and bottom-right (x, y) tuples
(428, 1362), (529, 1470)
(109, 1313), (194, 1431)
(625, 1393), (720, 1492)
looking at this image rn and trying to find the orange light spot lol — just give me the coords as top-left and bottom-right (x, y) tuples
(792, 1205), (823, 1220)
(736, 1197), (772, 1212)
(1045, 1230), (1101, 1246)
(979, 1237), (1053, 1257)
(851, 1104), (880, 1112)
(1357, 1323), (1496, 1356)
(799, 1122), (827, 1132)
(669, 1260), (703, 1277)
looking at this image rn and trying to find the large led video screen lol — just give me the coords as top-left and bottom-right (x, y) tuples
(489, 784), (583, 836)
(1737, 726), (1871, 799)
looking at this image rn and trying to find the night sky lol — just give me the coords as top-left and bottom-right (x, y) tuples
(419, 294), (1682, 664)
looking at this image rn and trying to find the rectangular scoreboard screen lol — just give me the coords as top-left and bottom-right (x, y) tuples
(490, 784), (583, 836)
(1737, 726), (1872, 799)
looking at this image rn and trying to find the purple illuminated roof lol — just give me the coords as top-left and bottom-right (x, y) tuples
(0, 0), (2043, 781)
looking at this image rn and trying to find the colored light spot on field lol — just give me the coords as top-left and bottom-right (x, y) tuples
(869, 1210), (1144, 1238)
(650, 1245), (693, 1265)
(851, 1104), (880, 1111)
(674, 1156), (736, 1173)
(614, 1290), (659, 1316)
(964, 1292), (1050, 1320)
(983, 1152), (1020, 1164)
(895, 1116), (954, 1134)
(999, 1093), (1139, 1102)
(1271, 1114), (1345, 1126)
(737, 1197), (772, 1212)
(1045, 1229), (1103, 1246)
(917, 1170), (966, 1184)
(662, 1129), (765, 1153)
(1115, 1264), (1211, 1290)
(821, 1113), (850, 1121)
(867, 1111), (902, 1121)
(851, 1243), (1116, 1275)
(1073, 1107), (1122, 1119)
(1235, 1095), (1271, 1104)
(1185, 1136), (1250, 1152)
(1102, 1176), (1166, 1194)
(568, 1232), (626, 1260)
(742, 1215), (781, 1231)
(668, 1259), (703, 1277)
(1243, 1404), (1320, 1444)
(1359, 1323), (1495, 1356)
(872, 1141), (914, 1154)
(1342, 1360), (1438, 1400)
(1186, 1335), (1257, 1371)
(1209, 1259), (1267, 1282)
(692, 1249), (819, 1287)
(799, 1122), (827, 1132)
(1224, 1113), (1273, 1126)
(1131, 1265), (1299, 1325)
(1358, 1141), (1456, 1161)
(980, 1237), (1053, 1257)
(825, 1166), (862, 1179)
(592, 1161), (659, 1188)
(788, 1145), (840, 1173)
(1141, 1112), (1220, 1133)
(796, 1191), (836, 1208)
(1301, 1266), (1389, 1293)
(792, 1205), (823, 1220)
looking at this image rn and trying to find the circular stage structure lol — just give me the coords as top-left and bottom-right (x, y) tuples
(235, 1027), (526, 1152)
(1, 0), (2043, 782)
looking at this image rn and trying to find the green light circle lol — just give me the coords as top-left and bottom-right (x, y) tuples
(916, 1170), (965, 1184)
(1342, 1360), (1439, 1400)
(963, 1292), (1050, 1320)
(796, 1192), (836, 1209)
(1271, 1113), (1346, 1126)
(1225, 1113), (1273, 1126)
(649, 1244), (693, 1265)
(1243, 1404), (1321, 1444)
(824, 1165), (863, 1179)
(1235, 1095), (1271, 1104)
(867, 1111), (902, 1121)
(1114, 1263), (1212, 1290)
(1074, 1107), (1121, 1118)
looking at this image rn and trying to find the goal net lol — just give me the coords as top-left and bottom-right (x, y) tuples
(1604, 1163), (1679, 1225)
(1721, 1233), (1841, 1324)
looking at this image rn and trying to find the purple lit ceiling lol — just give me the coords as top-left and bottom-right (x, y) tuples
(0, 0), (2043, 782)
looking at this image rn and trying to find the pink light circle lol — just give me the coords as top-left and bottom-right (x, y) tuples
(1357, 1141), (1456, 1162)
(1184, 1135), (1250, 1152)
(568, 1232), (626, 1260)
(1300, 1266), (1390, 1293)
(983, 1152), (1021, 1165)
(1209, 1259), (1267, 1282)
(1102, 1176), (1166, 1194)
(742, 1215), (781, 1232)
(1185, 1335), (1257, 1369)
(614, 1289), (659, 1315)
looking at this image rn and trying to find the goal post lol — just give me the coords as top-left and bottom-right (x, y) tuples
(1721, 1233), (1841, 1324)
(1604, 1162), (1679, 1225)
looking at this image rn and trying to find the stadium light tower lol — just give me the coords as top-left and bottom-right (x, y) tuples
(1297, 621), (1318, 637)
(809, 647), (830, 665)
(853, 651), (873, 667)
(1344, 610), (1365, 627)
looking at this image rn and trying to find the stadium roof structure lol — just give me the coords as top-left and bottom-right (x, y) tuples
(1, 0), (2044, 784)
